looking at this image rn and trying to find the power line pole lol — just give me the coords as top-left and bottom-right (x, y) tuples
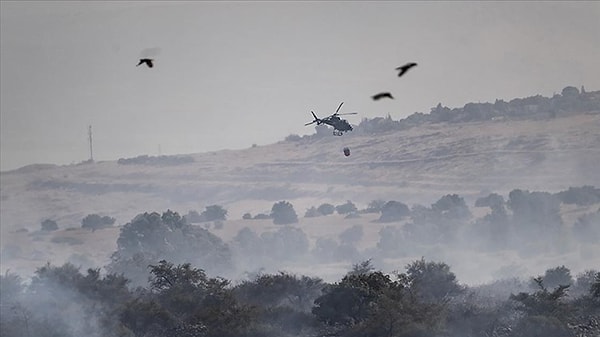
(88, 125), (94, 162)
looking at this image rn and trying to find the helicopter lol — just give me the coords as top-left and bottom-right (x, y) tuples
(305, 102), (357, 136)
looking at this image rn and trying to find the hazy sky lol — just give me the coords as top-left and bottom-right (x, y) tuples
(1, 1), (599, 171)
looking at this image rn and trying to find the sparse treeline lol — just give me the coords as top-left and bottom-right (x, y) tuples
(7, 185), (599, 279)
(1, 259), (598, 337)
(285, 86), (600, 141)
(2, 185), (599, 336)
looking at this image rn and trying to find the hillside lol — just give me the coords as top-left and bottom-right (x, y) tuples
(1, 89), (599, 283)
(2, 110), (598, 228)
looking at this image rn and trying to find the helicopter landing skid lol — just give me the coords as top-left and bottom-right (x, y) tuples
(333, 130), (345, 136)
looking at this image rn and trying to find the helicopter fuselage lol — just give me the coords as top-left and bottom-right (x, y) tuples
(305, 102), (356, 136)
(321, 117), (353, 135)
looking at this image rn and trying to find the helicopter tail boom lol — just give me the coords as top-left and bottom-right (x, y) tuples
(305, 111), (322, 126)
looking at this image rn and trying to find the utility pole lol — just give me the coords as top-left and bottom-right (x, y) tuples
(88, 125), (94, 162)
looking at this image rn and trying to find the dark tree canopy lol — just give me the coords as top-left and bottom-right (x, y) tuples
(364, 199), (387, 213)
(201, 205), (228, 221)
(304, 206), (321, 218)
(432, 194), (471, 220)
(317, 203), (335, 216)
(234, 272), (323, 312)
(400, 258), (465, 303)
(110, 210), (232, 283)
(41, 219), (59, 231)
(378, 200), (410, 222)
(335, 200), (357, 215)
(81, 214), (115, 230)
(271, 200), (298, 225)
(555, 185), (600, 206)
(537, 266), (574, 289)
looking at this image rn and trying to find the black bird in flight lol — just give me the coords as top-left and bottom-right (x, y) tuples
(396, 62), (417, 77)
(372, 92), (394, 100)
(136, 58), (154, 68)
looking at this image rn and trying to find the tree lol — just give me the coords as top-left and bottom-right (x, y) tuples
(253, 213), (271, 220)
(201, 205), (227, 221)
(508, 189), (562, 230)
(348, 259), (375, 276)
(185, 210), (203, 223)
(110, 210), (232, 282)
(378, 200), (410, 222)
(364, 199), (387, 213)
(144, 260), (257, 337)
(313, 262), (446, 337)
(317, 203), (335, 216)
(149, 260), (210, 293)
(313, 270), (394, 326)
(81, 214), (115, 231)
(0, 271), (23, 302)
(304, 206), (320, 218)
(271, 201), (298, 225)
(399, 258), (464, 303)
(432, 194), (471, 221)
(235, 272), (323, 312)
(555, 185), (600, 206)
(591, 272), (600, 298)
(572, 269), (599, 297)
(510, 277), (573, 336)
(475, 193), (505, 209)
(335, 200), (357, 215)
(40, 219), (58, 231)
(537, 266), (573, 290)
(561, 86), (579, 97)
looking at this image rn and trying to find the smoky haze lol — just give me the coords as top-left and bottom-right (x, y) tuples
(1, 2), (600, 171)
(1, 2), (600, 337)
(2, 86), (600, 336)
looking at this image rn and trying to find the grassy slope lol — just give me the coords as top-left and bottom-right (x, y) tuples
(1, 113), (599, 283)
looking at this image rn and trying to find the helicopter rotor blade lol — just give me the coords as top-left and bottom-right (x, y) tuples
(305, 111), (320, 126)
(336, 112), (358, 116)
(335, 102), (344, 113)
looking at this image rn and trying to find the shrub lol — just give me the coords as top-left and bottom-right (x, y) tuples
(41, 219), (59, 232)
(81, 214), (115, 231)
(51, 236), (84, 245)
(253, 213), (272, 220)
